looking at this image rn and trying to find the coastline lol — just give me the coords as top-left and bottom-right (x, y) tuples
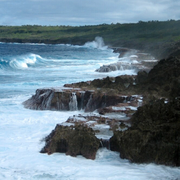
(1, 36), (180, 166)
(22, 44), (180, 166)
(1, 37), (179, 61)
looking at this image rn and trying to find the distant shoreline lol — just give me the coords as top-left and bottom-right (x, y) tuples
(0, 38), (80, 45)
(0, 37), (178, 60)
(0, 20), (180, 59)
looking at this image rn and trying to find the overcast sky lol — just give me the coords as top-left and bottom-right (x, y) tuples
(0, 0), (180, 26)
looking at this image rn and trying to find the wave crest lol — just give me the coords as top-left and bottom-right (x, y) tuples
(0, 54), (43, 70)
(10, 54), (40, 69)
(84, 37), (107, 50)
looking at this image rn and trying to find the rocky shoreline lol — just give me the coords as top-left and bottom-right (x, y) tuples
(23, 46), (180, 166)
(96, 48), (158, 73)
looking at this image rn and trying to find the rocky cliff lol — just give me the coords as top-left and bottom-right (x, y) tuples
(110, 98), (180, 166)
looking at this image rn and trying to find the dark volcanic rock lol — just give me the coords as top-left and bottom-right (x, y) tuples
(23, 56), (180, 113)
(65, 75), (136, 94)
(65, 56), (180, 100)
(40, 124), (100, 160)
(110, 98), (180, 166)
(23, 89), (70, 110)
(112, 47), (135, 57)
(95, 63), (138, 73)
(135, 56), (180, 99)
(97, 47), (157, 73)
(23, 87), (135, 112)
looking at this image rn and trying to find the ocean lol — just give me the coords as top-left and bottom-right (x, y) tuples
(0, 38), (180, 180)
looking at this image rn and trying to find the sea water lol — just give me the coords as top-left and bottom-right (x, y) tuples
(0, 38), (179, 180)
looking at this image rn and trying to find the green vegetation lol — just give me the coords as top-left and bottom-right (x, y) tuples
(0, 20), (180, 44)
(0, 20), (180, 58)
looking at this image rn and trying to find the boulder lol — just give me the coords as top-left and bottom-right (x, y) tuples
(110, 98), (180, 166)
(40, 124), (100, 160)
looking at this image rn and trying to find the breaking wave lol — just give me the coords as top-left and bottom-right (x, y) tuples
(10, 54), (41, 69)
(0, 54), (45, 70)
(84, 36), (108, 50)
(0, 39), (111, 71)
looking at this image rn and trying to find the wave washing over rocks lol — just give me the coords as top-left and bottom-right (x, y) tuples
(96, 47), (158, 73)
(1, 38), (180, 180)
(23, 86), (142, 159)
(23, 46), (180, 167)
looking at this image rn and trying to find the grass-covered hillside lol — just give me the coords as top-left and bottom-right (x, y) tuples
(1, 20), (180, 58)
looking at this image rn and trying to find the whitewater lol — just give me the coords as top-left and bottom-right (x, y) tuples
(0, 38), (180, 180)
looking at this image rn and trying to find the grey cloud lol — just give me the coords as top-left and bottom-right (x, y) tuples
(0, 0), (179, 25)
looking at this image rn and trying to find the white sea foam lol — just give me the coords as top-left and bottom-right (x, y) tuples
(84, 37), (108, 50)
(9, 54), (42, 69)
(0, 95), (179, 180)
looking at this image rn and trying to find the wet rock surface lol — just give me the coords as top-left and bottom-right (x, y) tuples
(110, 98), (180, 166)
(23, 85), (142, 112)
(64, 112), (132, 138)
(64, 55), (180, 101)
(96, 48), (157, 73)
(40, 124), (100, 160)
(135, 56), (180, 99)
(40, 109), (133, 159)
(64, 75), (137, 95)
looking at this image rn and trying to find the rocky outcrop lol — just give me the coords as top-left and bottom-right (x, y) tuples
(112, 47), (137, 58)
(23, 51), (180, 165)
(40, 124), (100, 159)
(64, 75), (137, 94)
(95, 63), (138, 73)
(23, 55), (180, 112)
(135, 56), (180, 99)
(65, 54), (180, 100)
(23, 87), (139, 112)
(96, 47), (158, 73)
(23, 56), (180, 113)
(23, 89), (68, 110)
(95, 60), (157, 73)
(110, 98), (180, 166)
(64, 111), (133, 137)
(40, 110), (134, 159)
